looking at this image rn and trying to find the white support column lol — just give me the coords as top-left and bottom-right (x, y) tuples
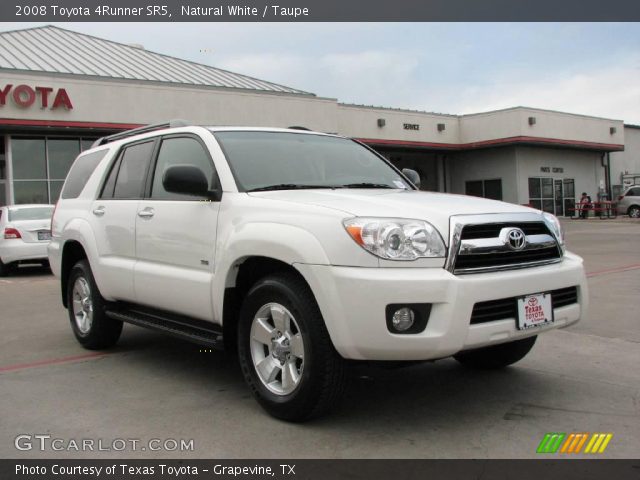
(5, 135), (13, 206)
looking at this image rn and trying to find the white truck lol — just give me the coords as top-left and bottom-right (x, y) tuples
(49, 121), (587, 421)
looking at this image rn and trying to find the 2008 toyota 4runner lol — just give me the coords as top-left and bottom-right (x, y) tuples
(49, 122), (587, 421)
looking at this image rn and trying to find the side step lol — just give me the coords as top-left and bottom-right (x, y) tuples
(106, 305), (224, 349)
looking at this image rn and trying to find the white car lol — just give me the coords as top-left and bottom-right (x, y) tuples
(0, 204), (54, 276)
(48, 122), (587, 421)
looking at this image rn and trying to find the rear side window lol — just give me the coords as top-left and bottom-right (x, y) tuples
(61, 149), (108, 199)
(102, 141), (154, 199)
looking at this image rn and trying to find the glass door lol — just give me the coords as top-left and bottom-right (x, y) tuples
(554, 180), (564, 217)
(529, 177), (575, 216)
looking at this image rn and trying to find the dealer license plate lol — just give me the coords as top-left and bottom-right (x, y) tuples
(38, 231), (51, 241)
(517, 293), (553, 330)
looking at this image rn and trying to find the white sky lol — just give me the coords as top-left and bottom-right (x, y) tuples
(3, 22), (640, 123)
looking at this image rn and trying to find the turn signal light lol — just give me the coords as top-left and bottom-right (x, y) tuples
(4, 228), (22, 239)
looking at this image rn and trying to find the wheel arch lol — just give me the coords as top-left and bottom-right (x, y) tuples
(60, 240), (89, 308)
(220, 256), (319, 352)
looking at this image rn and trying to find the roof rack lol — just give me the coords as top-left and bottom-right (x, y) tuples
(92, 119), (191, 147)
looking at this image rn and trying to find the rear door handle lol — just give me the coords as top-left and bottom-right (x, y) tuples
(138, 208), (155, 219)
(92, 206), (106, 217)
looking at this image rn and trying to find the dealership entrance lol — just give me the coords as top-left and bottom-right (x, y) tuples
(528, 177), (576, 217)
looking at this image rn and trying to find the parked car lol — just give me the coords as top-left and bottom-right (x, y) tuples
(617, 185), (640, 218)
(0, 204), (54, 276)
(49, 122), (587, 421)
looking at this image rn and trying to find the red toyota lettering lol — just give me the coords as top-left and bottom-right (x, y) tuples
(35, 86), (53, 108)
(52, 88), (73, 110)
(12, 85), (36, 107)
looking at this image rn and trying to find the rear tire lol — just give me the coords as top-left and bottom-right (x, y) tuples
(0, 258), (14, 277)
(67, 259), (122, 350)
(237, 272), (347, 422)
(454, 336), (537, 369)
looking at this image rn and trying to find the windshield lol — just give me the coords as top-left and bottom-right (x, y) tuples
(8, 206), (54, 221)
(213, 131), (411, 192)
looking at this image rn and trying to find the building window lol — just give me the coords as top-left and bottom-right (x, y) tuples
(465, 179), (502, 200)
(10, 136), (97, 204)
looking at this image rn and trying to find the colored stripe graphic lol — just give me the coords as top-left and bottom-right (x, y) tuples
(538, 433), (613, 454)
(585, 433), (613, 454)
(537, 433), (566, 453)
(560, 433), (589, 453)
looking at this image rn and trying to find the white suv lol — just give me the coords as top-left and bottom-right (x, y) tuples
(49, 122), (587, 421)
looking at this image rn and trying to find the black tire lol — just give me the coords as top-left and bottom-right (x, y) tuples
(66, 259), (122, 350)
(0, 258), (15, 277)
(0, 258), (9, 276)
(454, 335), (537, 369)
(628, 205), (640, 218)
(237, 272), (347, 422)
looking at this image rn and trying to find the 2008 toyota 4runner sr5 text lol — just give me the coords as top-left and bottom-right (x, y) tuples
(49, 122), (587, 421)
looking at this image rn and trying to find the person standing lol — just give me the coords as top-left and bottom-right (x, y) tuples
(579, 192), (592, 219)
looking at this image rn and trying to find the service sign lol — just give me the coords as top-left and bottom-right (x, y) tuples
(517, 293), (553, 329)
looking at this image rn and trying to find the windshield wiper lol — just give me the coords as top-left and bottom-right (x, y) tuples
(340, 183), (396, 189)
(247, 184), (338, 192)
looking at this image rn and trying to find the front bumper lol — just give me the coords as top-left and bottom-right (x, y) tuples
(0, 240), (49, 264)
(296, 252), (587, 361)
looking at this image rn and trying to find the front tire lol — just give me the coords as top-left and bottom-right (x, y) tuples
(67, 260), (122, 350)
(454, 336), (537, 369)
(237, 272), (346, 422)
(628, 205), (640, 218)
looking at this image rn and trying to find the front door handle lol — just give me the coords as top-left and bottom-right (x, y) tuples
(138, 208), (155, 219)
(92, 206), (106, 217)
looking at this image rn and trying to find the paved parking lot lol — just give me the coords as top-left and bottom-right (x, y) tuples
(1, 219), (639, 459)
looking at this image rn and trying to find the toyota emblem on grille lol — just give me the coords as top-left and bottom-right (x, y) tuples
(505, 228), (526, 251)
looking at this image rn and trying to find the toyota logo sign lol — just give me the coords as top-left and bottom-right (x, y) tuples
(505, 228), (526, 251)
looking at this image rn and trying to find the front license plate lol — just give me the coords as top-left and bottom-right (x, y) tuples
(517, 293), (553, 330)
(38, 231), (51, 241)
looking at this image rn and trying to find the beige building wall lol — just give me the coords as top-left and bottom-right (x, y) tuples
(447, 147), (519, 203)
(336, 104), (459, 144)
(610, 126), (640, 186)
(0, 72), (339, 133)
(459, 107), (625, 147)
(515, 147), (604, 205)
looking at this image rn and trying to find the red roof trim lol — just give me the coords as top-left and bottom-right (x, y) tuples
(356, 135), (624, 151)
(0, 119), (625, 152)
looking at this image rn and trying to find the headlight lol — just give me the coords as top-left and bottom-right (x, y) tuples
(343, 217), (446, 260)
(542, 212), (564, 246)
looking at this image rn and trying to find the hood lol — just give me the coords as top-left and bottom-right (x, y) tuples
(248, 189), (540, 238)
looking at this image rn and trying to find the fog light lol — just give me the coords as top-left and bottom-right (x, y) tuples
(391, 307), (415, 332)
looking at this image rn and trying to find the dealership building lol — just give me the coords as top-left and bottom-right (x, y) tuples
(0, 25), (636, 215)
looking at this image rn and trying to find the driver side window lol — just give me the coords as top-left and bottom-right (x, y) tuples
(151, 137), (218, 200)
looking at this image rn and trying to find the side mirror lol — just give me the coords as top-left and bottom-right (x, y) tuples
(402, 168), (421, 189)
(163, 165), (216, 199)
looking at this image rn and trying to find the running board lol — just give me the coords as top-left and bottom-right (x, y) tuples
(106, 305), (224, 349)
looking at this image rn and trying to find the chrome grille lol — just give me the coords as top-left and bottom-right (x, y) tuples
(460, 222), (551, 240)
(446, 214), (563, 275)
